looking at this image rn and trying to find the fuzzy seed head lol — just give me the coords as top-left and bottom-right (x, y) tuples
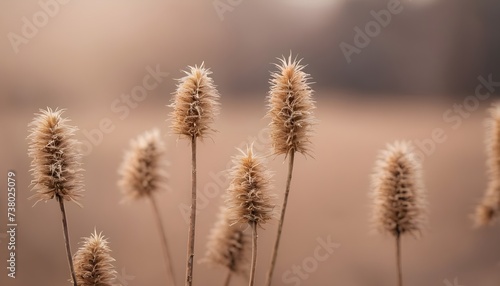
(169, 63), (220, 139)
(202, 207), (250, 276)
(27, 108), (84, 205)
(118, 129), (168, 201)
(73, 230), (116, 286)
(267, 53), (316, 157)
(371, 141), (428, 237)
(225, 145), (275, 227)
(475, 104), (500, 226)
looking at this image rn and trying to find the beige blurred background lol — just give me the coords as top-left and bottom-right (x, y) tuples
(1, 0), (500, 285)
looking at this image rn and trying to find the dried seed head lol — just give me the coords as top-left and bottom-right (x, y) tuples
(27, 108), (84, 205)
(371, 141), (428, 237)
(225, 145), (275, 227)
(475, 104), (500, 226)
(118, 129), (168, 201)
(169, 63), (220, 139)
(202, 207), (250, 276)
(267, 53), (316, 157)
(73, 230), (116, 286)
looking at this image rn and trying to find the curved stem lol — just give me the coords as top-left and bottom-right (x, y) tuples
(185, 135), (197, 286)
(223, 269), (232, 286)
(265, 150), (295, 286)
(149, 194), (176, 286)
(57, 195), (77, 286)
(396, 232), (403, 286)
(249, 222), (258, 286)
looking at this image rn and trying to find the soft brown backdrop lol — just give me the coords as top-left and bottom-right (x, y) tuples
(1, 1), (500, 286)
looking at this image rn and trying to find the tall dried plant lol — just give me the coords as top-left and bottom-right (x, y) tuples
(475, 104), (500, 226)
(202, 207), (250, 286)
(371, 141), (428, 286)
(118, 129), (175, 285)
(265, 53), (316, 286)
(73, 230), (117, 286)
(225, 145), (275, 286)
(27, 107), (84, 286)
(169, 63), (221, 286)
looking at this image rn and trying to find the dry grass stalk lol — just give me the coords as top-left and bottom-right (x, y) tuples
(73, 230), (117, 286)
(117, 129), (176, 285)
(27, 107), (84, 204)
(475, 104), (500, 226)
(169, 63), (220, 286)
(118, 129), (168, 200)
(265, 53), (316, 286)
(169, 62), (220, 140)
(371, 141), (428, 286)
(225, 145), (274, 286)
(203, 207), (250, 285)
(267, 53), (315, 157)
(27, 107), (84, 286)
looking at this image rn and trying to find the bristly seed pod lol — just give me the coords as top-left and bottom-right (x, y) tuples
(27, 107), (84, 205)
(267, 53), (316, 157)
(475, 104), (500, 226)
(73, 230), (117, 286)
(371, 141), (428, 237)
(169, 63), (220, 139)
(118, 129), (168, 201)
(202, 207), (250, 276)
(225, 145), (275, 227)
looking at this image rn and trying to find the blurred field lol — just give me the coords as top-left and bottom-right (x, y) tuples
(1, 95), (499, 286)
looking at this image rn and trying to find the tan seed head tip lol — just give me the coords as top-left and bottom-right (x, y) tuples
(73, 229), (116, 286)
(225, 145), (275, 227)
(267, 53), (316, 157)
(474, 104), (500, 227)
(27, 107), (84, 205)
(118, 128), (168, 201)
(202, 207), (250, 276)
(169, 62), (221, 140)
(371, 140), (428, 237)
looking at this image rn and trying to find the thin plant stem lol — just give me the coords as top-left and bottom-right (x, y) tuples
(185, 135), (197, 286)
(265, 150), (295, 286)
(249, 222), (258, 286)
(396, 232), (403, 286)
(223, 269), (232, 286)
(57, 195), (77, 286)
(149, 194), (176, 286)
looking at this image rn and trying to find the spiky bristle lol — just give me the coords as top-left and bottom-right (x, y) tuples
(267, 53), (316, 157)
(27, 107), (84, 205)
(371, 141), (428, 237)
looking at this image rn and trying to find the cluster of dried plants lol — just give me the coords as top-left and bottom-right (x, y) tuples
(26, 53), (499, 286)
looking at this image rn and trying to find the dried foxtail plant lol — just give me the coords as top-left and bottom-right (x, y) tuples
(27, 107), (84, 286)
(475, 104), (500, 226)
(202, 207), (250, 286)
(265, 53), (316, 286)
(73, 230), (117, 286)
(169, 63), (220, 286)
(225, 145), (275, 286)
(118, 128), (175, 286)
(371, 141), (428, 286)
